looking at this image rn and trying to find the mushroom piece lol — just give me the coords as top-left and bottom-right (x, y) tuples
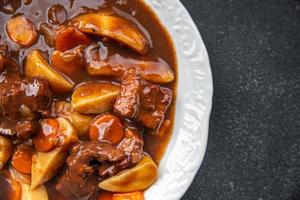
(72, 14), (148, 54)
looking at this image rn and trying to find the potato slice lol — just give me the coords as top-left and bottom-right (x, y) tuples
(0, 136), (13, 170)
(25, 50), (74, 93)
(73, 14), (148, 54)
(53, 101), (93, 137)
(56, 117), (78, 147)
(84, 43), (174, 84)
(21, 183), (49, 200)
(31, 147), (67, 189)
(72, 82), (120, 114)
(6, 15), (37, 47)
(99, 156), (158, 192)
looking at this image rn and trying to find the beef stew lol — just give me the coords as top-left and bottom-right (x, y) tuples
(0, 0), (177, 199)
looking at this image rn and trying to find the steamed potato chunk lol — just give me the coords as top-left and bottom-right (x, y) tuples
(52, 101), (93, 137)
(25, 50), (74, 93)
(0, 136), (13, 169)
(21, 183), (49, 200)
(72, 82), (120, 114)
(73, 14), (148, 54)
(99, 156), (158, 192)
(6, 15), (37, 47)
(31, 147), (67, 189)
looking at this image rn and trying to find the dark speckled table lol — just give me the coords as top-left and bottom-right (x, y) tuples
(180, 0), (300, 200)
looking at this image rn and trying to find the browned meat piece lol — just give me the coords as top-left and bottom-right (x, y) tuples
(56, 141), (126, 200)
(98, 128), (144, 177)
(114, 70), (141, 118)
(0, 77), (52, 119)
(0, 43), (8, 73)
(0, 75), (52, 138)
(15, 121), (38, 139)
(137, 81), (172, 130)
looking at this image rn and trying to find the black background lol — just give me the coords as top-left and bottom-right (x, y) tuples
(180, 0), (300, 200)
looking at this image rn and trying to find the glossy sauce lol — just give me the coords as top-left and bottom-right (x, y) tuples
(0, 0), (177, 199)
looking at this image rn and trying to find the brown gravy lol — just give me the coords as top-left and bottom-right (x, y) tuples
(0, 0), (177, 199)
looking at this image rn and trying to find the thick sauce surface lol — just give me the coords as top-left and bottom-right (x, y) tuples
(0, 0), (177, 199)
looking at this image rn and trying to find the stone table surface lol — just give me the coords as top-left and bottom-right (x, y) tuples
(180, 0), (300, 200)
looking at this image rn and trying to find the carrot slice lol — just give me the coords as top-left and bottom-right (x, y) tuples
(34, 119), (60, 152)
(113, 192), (144, 200)
(89, 114), (124, 145)
(6, 15), (37, 47)
(97, 191), (113, 200)
(11, 147), (33, 175)
(51, 47), (85, 76)
(55, 26), (91, 52)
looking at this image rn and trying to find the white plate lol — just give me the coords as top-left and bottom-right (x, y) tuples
(143, 0), (213, 199)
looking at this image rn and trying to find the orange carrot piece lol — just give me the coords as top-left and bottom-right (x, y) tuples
(11, 147), (33, 175)
(51, 47), (85, 76)
(6, 15), (37, 47)
(113, 192), (144, 200)
(55, 26), (91, 52)
(89, 114), (124, 145)
(34, 119), (60, 152)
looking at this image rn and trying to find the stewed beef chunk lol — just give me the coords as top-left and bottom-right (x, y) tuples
(0, 77), (52, 119)
(56, 141), (126, 200)
(98, 128), (144, 177)
(0, 75), (52, 138)
(0, 44), (8, 73)
(114, 70), (141, 118)
(137, 80), (172, 130)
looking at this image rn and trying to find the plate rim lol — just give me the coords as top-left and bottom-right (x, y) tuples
(142, 0), (213, 199)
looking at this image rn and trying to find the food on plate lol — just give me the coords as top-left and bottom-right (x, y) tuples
(0, 0), (176, 199)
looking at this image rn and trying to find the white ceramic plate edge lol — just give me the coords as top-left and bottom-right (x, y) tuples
(142, 0), (213, 200)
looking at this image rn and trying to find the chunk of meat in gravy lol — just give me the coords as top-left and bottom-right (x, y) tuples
(98, 128), (144, 177)
(56, 141), (126, 200)
(0, 77), (52, 119)
(0, 76), (52, 138)
(114, 70), (141, 118)
(137, 81), (172, 131)
(0, 43), (8, 73)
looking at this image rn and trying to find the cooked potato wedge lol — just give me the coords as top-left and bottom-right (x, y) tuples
(21, 182), (49, 200)
(84, 43), (174, 84)
(56, 117), (78, 147)
(72, 82), (120, 114)
(9, 166), (31, 185)
(31, 147), (67, 189)
(73, 14), (148, 54)
(0, 136), (13, 170)
(99, 156), (158, 192)
(53, 101), (93, 137)
(25, 50), (74, 93)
